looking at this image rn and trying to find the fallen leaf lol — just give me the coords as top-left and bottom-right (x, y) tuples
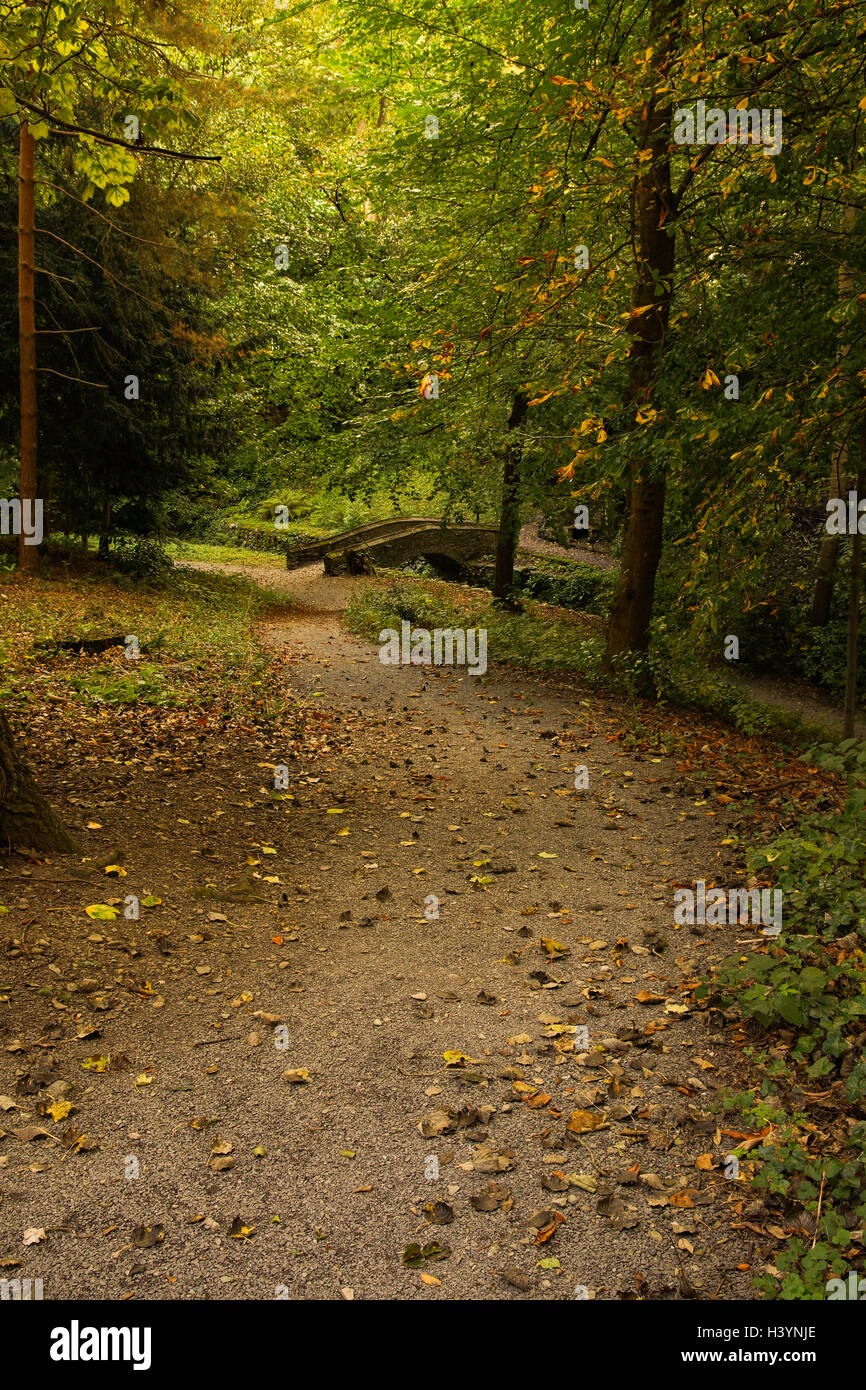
(566, 1110), (609, 1135)
(131, 1224), (164, 1249)
(228, 1217), (255, 1239)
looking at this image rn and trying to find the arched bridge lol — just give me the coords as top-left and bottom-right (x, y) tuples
(285, 517), (499, 573)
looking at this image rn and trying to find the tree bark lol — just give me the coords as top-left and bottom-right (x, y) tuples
(602, 0), (684, 672)
(843, 451), (864, 740)
(812, 197), (857, 626)
(604, 472), (667, 661)
(98, 498), (112, 557)
(17, 120), (38, 578)
(493, 391), (528, 600)
(811, 495), (845, 626)
(0, 712), (79, 853)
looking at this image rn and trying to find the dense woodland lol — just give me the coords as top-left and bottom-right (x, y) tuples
(1, 0), (866, 1311)
(1, 0), (864, 683)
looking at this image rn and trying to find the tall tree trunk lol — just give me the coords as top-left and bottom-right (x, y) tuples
(493, 391), (528, 600)
(605, 473), (667, 661)
(812, 197), (857, 626)
(602, 0), (684, 672)
(98, 498), (112, 557)
(811, 461), (846, 625)
(0, 713), (78, 853)
(843, 451), (865, 740)
(17, 120), (38, 578)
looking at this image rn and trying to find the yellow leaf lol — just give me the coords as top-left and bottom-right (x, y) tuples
(81, 1055), (110, 1072)
(85, 904), (119, 921)
(540, 938), (570, 954)
(46, 1100), (74, 1123)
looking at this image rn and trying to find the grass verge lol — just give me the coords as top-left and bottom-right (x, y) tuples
(0, 560), (290, 720)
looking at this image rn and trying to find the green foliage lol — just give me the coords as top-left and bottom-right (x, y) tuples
(345, 576), (603, 679)
(705, 742), (866, 1075)
(111, 537), (174, 581)
(701, 738), (866, 1297)
(68, 661), (172, 706)
(500, 559), (617, 616)
(723, 1086), (866, 1301)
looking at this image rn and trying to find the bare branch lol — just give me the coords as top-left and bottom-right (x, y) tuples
(36, 367), (108, 388)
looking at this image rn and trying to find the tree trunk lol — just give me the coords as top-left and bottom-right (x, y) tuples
(604, 473), (667, 660)
(602, 0), (683, 673)
(492, 391), (528, 600)
(98, 498), (112, 557)
(17, 120), (38, 578)
(0, 713), (78, 853)
(812, 198), (857, 626)
(812, 507), (845, 626)
(843, 452), (864, 740)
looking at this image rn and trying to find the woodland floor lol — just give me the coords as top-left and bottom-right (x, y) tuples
(0, 558), (830, 1301)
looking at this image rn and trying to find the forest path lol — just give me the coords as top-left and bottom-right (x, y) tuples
(1, 558), (757, 1302)
(176, 558), (755, 1298)
(192, 553), (866, 739)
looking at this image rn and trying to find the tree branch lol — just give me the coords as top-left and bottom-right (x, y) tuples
(15, 98), (221, 162)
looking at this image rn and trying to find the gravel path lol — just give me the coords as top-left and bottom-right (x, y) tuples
(0, 560), (758, 1301)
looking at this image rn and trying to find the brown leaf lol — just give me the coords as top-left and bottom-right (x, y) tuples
(423, 1201), (454, 1225)
(470, 1182), (512, 1212)
(131, 1224), (164, 1249)
(566, 1109), (609, 1135)
(12, 1126), (51, 1142)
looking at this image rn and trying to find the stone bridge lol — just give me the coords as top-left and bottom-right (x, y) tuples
(285, 517), (499, 574)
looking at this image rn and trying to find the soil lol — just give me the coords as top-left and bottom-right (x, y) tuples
(0, 559), (763, 1301)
